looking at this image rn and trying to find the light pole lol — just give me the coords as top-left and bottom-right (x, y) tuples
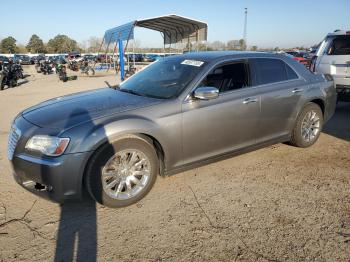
(243, 8), (248, 50)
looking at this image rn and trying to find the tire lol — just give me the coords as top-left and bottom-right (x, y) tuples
(11, 80), (17, 87)
(85, 135), (159, 208)
(0, 76), (4, 90)
(290, 102), (323, 148)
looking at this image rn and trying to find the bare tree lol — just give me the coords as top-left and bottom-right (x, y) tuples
(87, 37), (103, 53)
(239, 39), (246, 50)
(250, 45), (258, 51)
(226, 40), (240, 50)
(210, 41), (226, 51)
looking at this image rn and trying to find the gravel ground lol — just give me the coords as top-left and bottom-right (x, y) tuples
(0, 66), (349, 262)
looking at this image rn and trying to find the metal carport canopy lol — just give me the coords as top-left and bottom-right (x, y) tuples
(136, 14), (208, 44)
(103, 14), (208, 45)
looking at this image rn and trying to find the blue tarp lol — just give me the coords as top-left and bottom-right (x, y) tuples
(103, 21), (136, 43)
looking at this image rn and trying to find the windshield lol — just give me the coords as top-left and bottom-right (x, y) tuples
(119, 57), (205, 99)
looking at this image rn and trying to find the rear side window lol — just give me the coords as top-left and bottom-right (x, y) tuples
(253, 58), (298, 85)
(285, 64), (298, 80)
(326, 35), (350, 55)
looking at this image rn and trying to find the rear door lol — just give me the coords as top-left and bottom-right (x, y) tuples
(250, 58), (306, 142)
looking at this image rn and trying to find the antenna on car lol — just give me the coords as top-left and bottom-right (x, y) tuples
(104, 81), (118, 90)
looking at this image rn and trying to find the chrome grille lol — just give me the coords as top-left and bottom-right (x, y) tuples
(7, 125), (21, 161)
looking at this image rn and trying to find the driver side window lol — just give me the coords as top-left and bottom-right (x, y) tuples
(199, 62), (249, 93)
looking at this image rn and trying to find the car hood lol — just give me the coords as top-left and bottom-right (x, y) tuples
(22, 88), (161, 129)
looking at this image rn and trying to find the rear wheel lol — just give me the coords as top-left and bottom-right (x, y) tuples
(290, 102), (323, 147)
(85, 135), (159, 208)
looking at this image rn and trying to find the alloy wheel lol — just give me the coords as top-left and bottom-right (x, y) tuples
(301, 110), (321, 142)
(101, 149), (151, 200)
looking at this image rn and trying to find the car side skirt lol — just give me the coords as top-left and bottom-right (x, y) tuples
(164, 134), (290, 176)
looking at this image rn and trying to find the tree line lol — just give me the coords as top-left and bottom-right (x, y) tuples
(0, 34), (315, 54)
(0, 34), (82, 54)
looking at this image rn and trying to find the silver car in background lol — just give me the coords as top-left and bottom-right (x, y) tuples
(312, 30), (350, 101)
(9, 52), (337, 208)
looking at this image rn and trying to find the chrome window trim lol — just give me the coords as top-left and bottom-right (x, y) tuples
(183, 56), (305, 103)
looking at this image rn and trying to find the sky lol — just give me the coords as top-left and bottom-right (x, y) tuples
(1, 0), (349, 49)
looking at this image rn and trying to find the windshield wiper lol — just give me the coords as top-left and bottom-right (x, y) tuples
(118, 88), (144, 97)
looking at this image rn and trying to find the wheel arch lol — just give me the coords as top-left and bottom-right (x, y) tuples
(81, 132), (167, 195)
(309, 98), (325, 116)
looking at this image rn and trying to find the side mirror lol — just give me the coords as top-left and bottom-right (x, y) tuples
(193, 86), (219, 100)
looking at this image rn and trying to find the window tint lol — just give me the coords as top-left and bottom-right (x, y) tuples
(253, 58), (298, 85)
(285, 63), (298, 80)
(326, 35), (350, 55)
(255, 59), (287, 85)
(199, 62), (249, 93)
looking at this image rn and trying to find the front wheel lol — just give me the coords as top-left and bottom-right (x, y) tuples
(290, 102), (323, 148)
(85, 135), (159, 208)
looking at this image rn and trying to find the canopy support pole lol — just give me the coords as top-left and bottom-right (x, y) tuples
(187, 35), (190, 52)
(118, 39), (125, 81)
(132, 39), (135, 67)
(112, 42), (118, 74)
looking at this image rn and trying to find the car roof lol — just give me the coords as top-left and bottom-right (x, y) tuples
(327, 30), (350, 36)
(172, 51), (282, 62)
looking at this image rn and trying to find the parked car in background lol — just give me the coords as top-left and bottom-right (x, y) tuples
(83, 54), (97, 61)
(49, 55), (66, 64)
(13, 55), (31, 65)
(306, 49), (317, 59)
(68, 52), (80, 58)
(126, 53), (144, 62)
(97, 54), (114, 63)
(30, 55), (46, 64)
(9, 52), (336, 208)
(143, 54), (163, 62)
(312, 30), (350, 101)
(285, 51), (311, 68)
(0, 56), (9, 64)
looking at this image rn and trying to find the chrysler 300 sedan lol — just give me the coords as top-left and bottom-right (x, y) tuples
(8, 52), (336, 208)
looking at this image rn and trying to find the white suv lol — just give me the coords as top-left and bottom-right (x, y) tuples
(312, 30), (350, 101)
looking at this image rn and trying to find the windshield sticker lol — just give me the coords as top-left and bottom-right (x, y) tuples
(181, 60), (204, 67)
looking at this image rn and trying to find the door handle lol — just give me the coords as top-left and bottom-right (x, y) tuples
(243, 98), (258, 104)
(292, 88), (303, 93)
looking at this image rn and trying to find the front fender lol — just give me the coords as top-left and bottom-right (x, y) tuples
(64, 116), (162, 149)
(61, 115), (178, 171)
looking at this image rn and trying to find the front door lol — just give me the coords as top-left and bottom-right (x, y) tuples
(181, 61), (260, 166)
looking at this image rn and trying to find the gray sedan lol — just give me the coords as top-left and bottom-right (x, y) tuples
(8, 52), (337, 208)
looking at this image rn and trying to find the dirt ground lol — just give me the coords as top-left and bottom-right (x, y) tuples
(0, 66), (349, 262)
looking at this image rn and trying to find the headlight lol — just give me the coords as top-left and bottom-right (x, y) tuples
(25, 136), (70, 156)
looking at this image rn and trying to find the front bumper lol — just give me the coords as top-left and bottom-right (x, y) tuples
(11, 152), (91, 203)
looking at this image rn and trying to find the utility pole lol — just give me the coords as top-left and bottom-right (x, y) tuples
(243, 7), (248, 50)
